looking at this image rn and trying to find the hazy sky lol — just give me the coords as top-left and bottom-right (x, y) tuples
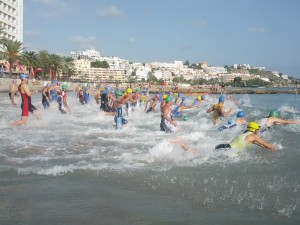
(24, 0), (300, 78)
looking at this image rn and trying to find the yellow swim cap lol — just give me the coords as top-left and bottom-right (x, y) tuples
(197, 96), (201, 100)
(163, 94), (167, 100)
(247, 122), (259, 132)
(126, 88), (132, 93)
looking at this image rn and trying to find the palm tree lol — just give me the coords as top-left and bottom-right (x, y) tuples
(48, 53), (62, 80)
(37, 50), (49, 79)
(20, 50), (39, 78)
(61, 57), (75, 81)
(0, 38), (24, 77)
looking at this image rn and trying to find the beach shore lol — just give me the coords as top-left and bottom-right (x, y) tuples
(1, 77), (299, 95)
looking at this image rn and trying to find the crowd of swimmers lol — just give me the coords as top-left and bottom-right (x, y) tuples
(8, 73), (300, 153)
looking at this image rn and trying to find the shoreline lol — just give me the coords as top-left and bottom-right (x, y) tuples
(0, 77), (299, 95)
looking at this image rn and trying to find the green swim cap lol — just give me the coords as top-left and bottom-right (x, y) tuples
(183, 115), (189, 121)
(62, 84), (67, 90)
(115, 90), (123, 97)
(165, 95), (173, 103)
(269, 109), (280, 118)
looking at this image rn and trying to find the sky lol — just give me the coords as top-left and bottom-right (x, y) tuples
(24, 0), (300, 78)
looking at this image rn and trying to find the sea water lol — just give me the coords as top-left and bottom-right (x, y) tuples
(0, 92), (299, 225)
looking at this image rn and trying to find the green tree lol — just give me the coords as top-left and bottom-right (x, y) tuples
(246, 78), (269, 87)
(233, 76), (242, 86)
(48, 54), (62, 80)
(61, 57), (75, 81)
(91, 60), (109, 68)
(147, 72), (158, 83)
(38, 50), (50, 78)
(0, 38), (24, 77)
(20, 50), (39, 78)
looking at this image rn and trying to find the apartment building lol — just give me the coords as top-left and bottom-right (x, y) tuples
(0, 0), (23, 42)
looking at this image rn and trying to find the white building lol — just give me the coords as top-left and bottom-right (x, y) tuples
(205, 66), (227, 75)
(0, 0), (23, 42)
(71, 49), (102, 60)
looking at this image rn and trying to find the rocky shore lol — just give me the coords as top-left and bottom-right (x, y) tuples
(1, 78), (299, 95)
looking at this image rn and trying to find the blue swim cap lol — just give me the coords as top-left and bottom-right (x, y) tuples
(201, 95), (205, 100)
(236, 111), (244, 118)
(182, 97), (187, 101)
(178, 93), (182, 96)
(51, 80), (56, 84)
(19, 74), (28, 80)
(219, 96), (225, 102)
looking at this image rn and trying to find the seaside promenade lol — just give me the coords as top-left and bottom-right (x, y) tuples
(0, 77), (299, 95)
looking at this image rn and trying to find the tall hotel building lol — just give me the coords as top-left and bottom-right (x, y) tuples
(0, 0), (23, 42)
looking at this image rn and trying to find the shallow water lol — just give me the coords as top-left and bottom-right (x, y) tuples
(0, 92), (300, 224)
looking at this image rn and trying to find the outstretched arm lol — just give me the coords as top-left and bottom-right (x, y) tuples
(272, 117), (300, 125)
(247, 134), (275, 151)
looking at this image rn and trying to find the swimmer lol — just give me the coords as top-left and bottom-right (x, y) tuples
(57, 84), (71, 113)
(215, 122), (275, 151)
(8, 79), (18, 106)
(11, 74), (39, 126)
(192, 95), (206, 107)
(100, 86), (114, 113)
(257, 109), (300, 135)
(160, 94), (168, 109)
(206, 96), (233, 124)
(175, 93), (182, 106)
(218, 111), (247, 132)
(160, 95), (179, 133)
(48, 80), (57, 101)
(171, 104), (193, 119)
(145, 93), (159, 113)
(83, 83), (93, 105)
(78, 85), (85, 105)
(114, 90), (128, 128)
(41, 83), (50, 109)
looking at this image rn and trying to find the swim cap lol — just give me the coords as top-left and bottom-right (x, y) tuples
(62, 84), (67, 90)
(115, 90), (123, 97)
(51, 80), (56, 84)
(247, 122), (259, 132)
(82, 84), (85, 88)
(136, 87), (140, 92)
(236, 111), (244, 118)
(87, 83), (91, 87)
(182, 97), (187, 101)
(183, 115), (189, 121)
(19, 74), (28, 80)
(163, 94), (167, 100)
(165, 96), (173, 103)
(178, 93), (182, 96)
(126, 88), (132, 93)
(269, 109), (280, 118)
(219, 96), (225, 102)
(106, 86), (112, 91)
(197, 96), (201, 100)
(201, 95), (205, 100)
